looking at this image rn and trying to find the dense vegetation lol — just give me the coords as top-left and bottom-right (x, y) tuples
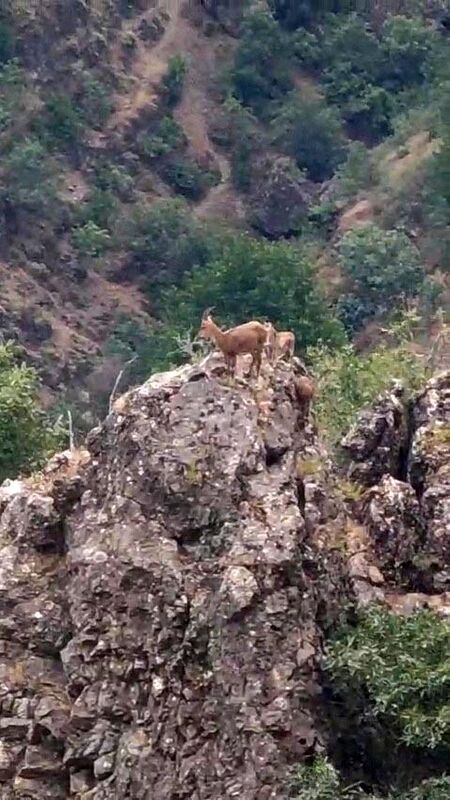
(0, 343), (63, 481)
(288, 607), (450, 799)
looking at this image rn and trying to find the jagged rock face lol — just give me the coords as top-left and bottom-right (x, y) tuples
(340, 383), (407, 486)
(200, 0), (246, 34)
(361, 476), (424, 585)
(349, 373), (450, 601)
(0, 361), (448, 797)
(409, 373), (450, 590)
(249, 157), (316, 239)
(0, 355), (349, 799)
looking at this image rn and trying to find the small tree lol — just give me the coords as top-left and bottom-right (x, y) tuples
(72, 221), (111, 259)
(231, 11), (293, 112)
(325, 608), (450, 753)
(124, 199), (214, 286)
(381, 15), (436, 89)
(0, 342), (62, 481)
(3, 137), (59, 214)
(338, 224), (425, 316)
(161, 234), (345, 354)
(163, 55), (187, 107)
(272, 94), (347, 181)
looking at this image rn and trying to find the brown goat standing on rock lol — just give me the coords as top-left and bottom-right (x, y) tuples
(198, 309), (267, 377)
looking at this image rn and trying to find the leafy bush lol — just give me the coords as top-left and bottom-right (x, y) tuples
(338, 224), (425, 317)
(288, 757), (450, 800)
(310, 335), (426, 444)
(0, 21), (14, 63)
(43, 93), (84, 145)
(72, 221), (111, 258)
(424, 87), (450, 268)
(78, 74), (113, 128)
(0, 60), (27, 134)
(231, 11), (292, 113)
(288, 757), (341, 800)
(323, 61), (394, 140)
(163, 55), (187, 107)
(161, 158), (219, 200)
(272, 94), (347, 181)
(381, 16), (436, 90)
(334, 141), (374, 200)
(160, 234), (345, 358)
(93, 162), (134, 201)
(325, 608), (450, 753)
(124, 199), (214, 285)
(0, 342), (62, 481)
(76, 187), (117, 230)
(139, 115), (185, 159)
(2, 137), (59, 213)
(220, 96), (261, 191)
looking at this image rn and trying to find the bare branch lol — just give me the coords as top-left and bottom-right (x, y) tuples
(109, 355), (138, 414)
(67, 410), (75, 451)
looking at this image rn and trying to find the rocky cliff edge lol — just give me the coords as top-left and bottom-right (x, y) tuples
(0, 356), (448, 799)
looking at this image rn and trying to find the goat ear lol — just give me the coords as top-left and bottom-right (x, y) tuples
(202, 306), (215, 320)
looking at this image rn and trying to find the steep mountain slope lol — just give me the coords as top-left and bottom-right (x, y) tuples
(0, 0), (448, 427)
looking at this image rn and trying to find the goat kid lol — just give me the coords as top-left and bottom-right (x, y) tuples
(198, 309), (267, 377)
(264, 323), (296, 362)
(294, 375), (315, 421)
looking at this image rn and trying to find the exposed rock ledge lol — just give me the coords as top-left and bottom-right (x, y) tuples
(0, 356), (447, 799)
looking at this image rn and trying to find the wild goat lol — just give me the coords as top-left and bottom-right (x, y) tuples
(198, 308), (267, 377)
(264, 323), (295, 361)
(294, 375), (315, 421)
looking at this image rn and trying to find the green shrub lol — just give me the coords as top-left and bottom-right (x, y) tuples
(221, 96), (261, 191)
(310, 334), (426, 445)
(72, 221), (111, 258)
(124, 199), (214, 285)
(323, 62), (394, 140)
(163, 55), (187, 107)
(381, 16), (436, 90)
(338, 224), (425, 317)
(272, 94), (347, 181)
(0, 60), (26, 133)
(140, 115), (185, 159)
(288, 757), (450, 800)
(288, 757), (340, 800)
(231, 11), (293, 113)
(43, 93), (84, 145)
(161, 158), (219, 200)
(0, 21), (14, 64)
(0, 342), (62, 481)
(3, 137), (59, 213)
(325, 608), (450, 753)
(334, 141), (374, 200)
(76, 187), (117, 230)
(160, 234), (345, 357)
(93, 162), (134, 201)
(78, 74), (113, 128)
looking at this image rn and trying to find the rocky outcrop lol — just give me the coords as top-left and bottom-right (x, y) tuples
(0, 355), (448, 797)
(0, 354), (350, 799)
(341, 382), (408, 486)
(344, 372), (450, 603)
(249, 157), (316, 239)
(200, 0), (247, 35)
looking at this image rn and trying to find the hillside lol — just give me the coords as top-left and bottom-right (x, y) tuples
(0, 0), (448, 433)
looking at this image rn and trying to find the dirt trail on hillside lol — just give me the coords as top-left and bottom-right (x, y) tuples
(108, 0), (243, 222)
(108, 0), (184, 132)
